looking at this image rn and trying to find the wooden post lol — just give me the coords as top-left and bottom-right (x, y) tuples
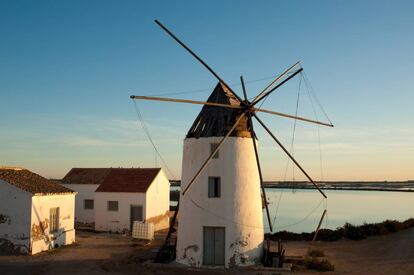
(154, 20), (244, 103)
(253, 113), (328, 199)
(312, 209), (327, 242)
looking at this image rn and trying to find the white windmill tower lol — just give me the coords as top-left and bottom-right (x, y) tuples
(176, 83), (264, 267)
(131, 20), (332, 268)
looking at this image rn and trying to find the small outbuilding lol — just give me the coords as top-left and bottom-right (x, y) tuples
(61, 168), (170, 233)
(0, 167), (76, 255)
(61, 168), (111, 226)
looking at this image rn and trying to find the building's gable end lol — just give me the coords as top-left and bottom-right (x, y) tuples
(0, 179), (34, 196)
(0, 179), (33, 254)
(144, 169), (170, 220)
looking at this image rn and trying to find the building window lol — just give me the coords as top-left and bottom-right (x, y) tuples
(210, 143), (219, 159)
(49, 207), (60, 233)
(108, 201), (119, 211)
(84, 199), (94, 210)
(208, 177), (221, 198)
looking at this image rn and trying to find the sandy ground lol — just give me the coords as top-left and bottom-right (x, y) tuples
(0, 228), (413, 275)
(287, 227), (414, 274)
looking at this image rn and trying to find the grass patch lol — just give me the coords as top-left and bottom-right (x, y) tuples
(304, 256), (335, 272)
(307, 248), (325, 257)
(267, 218), (414, 242)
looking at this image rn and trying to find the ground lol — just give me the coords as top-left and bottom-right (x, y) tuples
(0, 228), (413, 275)
(288, 227), (414, 274)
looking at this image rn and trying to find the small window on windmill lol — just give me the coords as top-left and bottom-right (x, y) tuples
(210, 143), (219, 159)
(208, 177), (221, 198)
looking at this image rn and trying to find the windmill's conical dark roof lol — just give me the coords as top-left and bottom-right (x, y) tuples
(186, 83), (252, 138)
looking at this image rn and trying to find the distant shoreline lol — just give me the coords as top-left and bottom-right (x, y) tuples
(262, 185), (414, 192)
(169, 180), (414, 193)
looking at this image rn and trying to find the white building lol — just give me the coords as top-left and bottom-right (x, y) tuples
(62, 168), (170, 233)
(0, 167), (76, 255)
(61, 168), (111, 225)
(176, 83), (264, 267)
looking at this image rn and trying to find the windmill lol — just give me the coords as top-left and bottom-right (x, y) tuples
(131, 20), (333, 267)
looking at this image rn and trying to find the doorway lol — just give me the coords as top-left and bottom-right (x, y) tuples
(130, 205), (143, 231)
(203, 226), (225, 266)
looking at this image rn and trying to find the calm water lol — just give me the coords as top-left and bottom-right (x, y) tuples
(265, 188), (414, 233)
(171, 187), (414, 233)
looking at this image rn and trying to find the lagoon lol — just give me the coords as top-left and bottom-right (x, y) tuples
(265, 188), (414, 233)
(170, 186), (414, 233)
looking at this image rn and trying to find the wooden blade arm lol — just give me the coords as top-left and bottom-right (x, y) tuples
(182, 113), (246, 196)
(252, 68), (303, 106)
(240, 76), (273, 232)
(130, 95), (242, 110)
(253, 107), (334, 127)
(252, 61), (301, 103)
(130, 95), (333, 127)
(240, 76), (248, 101)
(249, 116), (273, 232)
(253, 113), (327, 199)
(154, 20), (244, 103)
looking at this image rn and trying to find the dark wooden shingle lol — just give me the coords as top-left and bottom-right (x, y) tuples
(186, 82), (252, 138)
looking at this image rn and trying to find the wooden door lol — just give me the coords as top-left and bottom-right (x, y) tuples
(203, 227), (225, 266)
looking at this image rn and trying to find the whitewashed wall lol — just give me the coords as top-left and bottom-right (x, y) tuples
(95, 171), (170, 232)
(0, 181), (32, 254)
(0, 180), (76, 255)
(94, 192), (146, 232)
(176, 137), (264, 267)
(30, 194), (76, 254)
(61, 183), (98, 224)
(145, 170), (170, 219)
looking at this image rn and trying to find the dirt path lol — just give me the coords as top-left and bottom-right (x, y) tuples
(0, 231), (255, 275)
(1, 228), (414, 274)
(0, 231), (141, 275)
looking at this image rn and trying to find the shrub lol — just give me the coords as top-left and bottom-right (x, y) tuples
(267, 217), (414, 242)
(342, 223), (366, 240)
(307, 249), (325, 257)
(360, 222), (387, 236)
(316, 229), (343, 241)
(382, 220), (399, 233)
(304, 256), (335, 272)
(266, 231), (312, 241)
(402, 218), (414, 229)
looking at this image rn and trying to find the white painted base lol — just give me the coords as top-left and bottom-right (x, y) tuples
(176, 136), (264, 267)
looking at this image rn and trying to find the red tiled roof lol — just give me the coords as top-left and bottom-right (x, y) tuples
(62, 168), (112, 185)
(0, 168), (75, 195)
(95, 168), (161, 193)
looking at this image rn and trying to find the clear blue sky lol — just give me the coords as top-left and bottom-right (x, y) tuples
(1, 0), (413, 180)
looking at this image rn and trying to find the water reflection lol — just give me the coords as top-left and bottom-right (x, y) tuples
(266, 189), (414, 233)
